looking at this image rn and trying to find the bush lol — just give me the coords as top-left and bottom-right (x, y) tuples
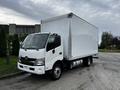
(12, 34), (20, 56)
(0, 30), (7, 57)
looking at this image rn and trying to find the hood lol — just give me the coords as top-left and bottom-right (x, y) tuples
(19, 48), (45, 59)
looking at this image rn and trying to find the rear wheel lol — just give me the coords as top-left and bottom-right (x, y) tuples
(90, 56), (93, 64)
(51, 63), (62, 80)
(83, 56), (92, 66)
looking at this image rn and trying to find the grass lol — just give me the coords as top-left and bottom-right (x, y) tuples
(99, 49), (120, 53)
(0, 56), (20, 77)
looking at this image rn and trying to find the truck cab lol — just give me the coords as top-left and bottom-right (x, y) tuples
(18, 33), (63, 79)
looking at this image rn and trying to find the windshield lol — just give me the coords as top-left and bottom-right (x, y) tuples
(22, 34), (49, 49)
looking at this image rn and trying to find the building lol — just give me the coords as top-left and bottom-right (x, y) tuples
(9, 24), (40, 36)
(0, 24), (40, 36)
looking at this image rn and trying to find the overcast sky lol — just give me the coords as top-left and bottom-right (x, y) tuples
(0, 0), (120, 43)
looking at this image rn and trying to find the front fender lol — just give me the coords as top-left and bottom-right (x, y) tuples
(45, 55), (63, 71)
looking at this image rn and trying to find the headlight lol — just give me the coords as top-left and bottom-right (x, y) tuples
(35, 58), (45, 66)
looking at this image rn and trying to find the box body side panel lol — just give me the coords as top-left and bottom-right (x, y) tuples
(70, 15), (98, 60)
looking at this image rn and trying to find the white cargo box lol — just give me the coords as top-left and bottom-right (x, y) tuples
(41, 13), (98, 60)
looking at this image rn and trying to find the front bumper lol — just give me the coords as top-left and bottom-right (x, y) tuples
(17, 62), (45, 75)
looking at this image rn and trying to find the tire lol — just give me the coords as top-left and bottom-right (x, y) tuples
(87, 57), (91, 66)
(83, 57), (91, 67)
(83, 57), (87, 66)
(51, 63), (62, 80)
(90, 56), (93, 64)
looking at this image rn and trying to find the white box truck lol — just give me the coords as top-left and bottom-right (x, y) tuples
(18, 13), (98, 80)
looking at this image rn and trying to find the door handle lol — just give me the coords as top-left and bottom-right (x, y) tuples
(52, 49), (55, 54)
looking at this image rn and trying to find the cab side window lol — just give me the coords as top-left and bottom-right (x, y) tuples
(46, 34), (61, 51)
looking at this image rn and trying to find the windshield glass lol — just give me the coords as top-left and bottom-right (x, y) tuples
(22, 34), (49, 49)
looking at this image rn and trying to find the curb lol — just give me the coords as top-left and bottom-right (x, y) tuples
(0, 71), (26, 80)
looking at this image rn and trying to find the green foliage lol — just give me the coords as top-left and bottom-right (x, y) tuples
(112, 36), (120, 49)
(12, 34), (20, 56)
(19, 34), (28, 42)
(0, 25), (9, 57)
(0, 56), (20, 77)
(0, 25), (28, 57)
(100, 32), (120, 50)
(0, 30), (7, 57)
(100, 32), (113, 49)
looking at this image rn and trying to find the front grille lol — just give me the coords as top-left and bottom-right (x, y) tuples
(20, 57), (36, 66)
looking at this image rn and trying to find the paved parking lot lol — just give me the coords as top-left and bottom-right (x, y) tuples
(0, 53), (120, 90)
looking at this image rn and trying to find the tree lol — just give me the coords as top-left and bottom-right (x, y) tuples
(0, 30), (7, 57)
(100, 32), (113, 49)
(12, 34), (20, 56)
(0, 25), (9, 57)
(112, 36), (120, 49)
(19, 34), (28, 42)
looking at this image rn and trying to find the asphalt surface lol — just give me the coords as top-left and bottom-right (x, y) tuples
(0, 53), (120, 90)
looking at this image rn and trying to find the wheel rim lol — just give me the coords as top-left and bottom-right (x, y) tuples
(54, 67), (61, 78)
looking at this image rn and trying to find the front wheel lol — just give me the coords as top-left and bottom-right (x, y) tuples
(51, 64), (62, 80)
